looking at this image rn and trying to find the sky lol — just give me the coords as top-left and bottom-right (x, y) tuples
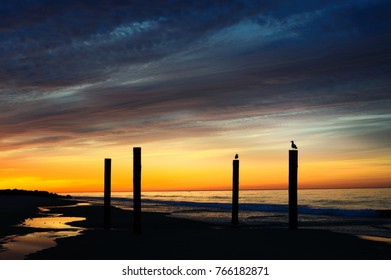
(1, 0), (390, 192)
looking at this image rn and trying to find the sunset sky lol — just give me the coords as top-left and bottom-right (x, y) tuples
(1, 0), (390, 192)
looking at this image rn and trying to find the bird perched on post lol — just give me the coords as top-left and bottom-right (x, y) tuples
(235, 154), (239, 159)
(291, 141), (298, 149)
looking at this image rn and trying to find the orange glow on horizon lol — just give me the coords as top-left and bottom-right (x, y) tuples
(1, 140), (390, 193)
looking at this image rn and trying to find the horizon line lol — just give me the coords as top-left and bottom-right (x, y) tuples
(57, 185), (391, 193)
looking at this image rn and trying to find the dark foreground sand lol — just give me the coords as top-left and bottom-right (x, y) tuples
(1, 196), (390, 260)
(0, 195), (77, 240)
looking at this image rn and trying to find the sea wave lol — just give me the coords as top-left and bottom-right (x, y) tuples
(75, 195), (388, 218)
(143, 199), (380, 217)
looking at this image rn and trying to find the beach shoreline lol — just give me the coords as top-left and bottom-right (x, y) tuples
(0, 195), (78, 239)
(0, 195), (390, 260)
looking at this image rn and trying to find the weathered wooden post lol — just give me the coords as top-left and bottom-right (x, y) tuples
(289, 150), (298, 229)
(133, 147), (142, 234)
(232, 155), (239, 226)
(104, 158), (111, 230)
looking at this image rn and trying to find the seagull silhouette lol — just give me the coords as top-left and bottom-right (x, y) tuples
(291, 141), (298, 149)
(235, 154), (239, 159)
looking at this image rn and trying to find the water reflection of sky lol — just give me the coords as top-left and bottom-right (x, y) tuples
(0, 209), (85, 260)
(0, 230), (82, 259)
(22, 216), (85, 229)
(359, 235), (391, 245)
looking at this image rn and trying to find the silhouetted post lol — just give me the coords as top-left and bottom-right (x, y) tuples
(232, 158), (239, 226)
(133, 147), (142, 234)
(104, 158), (111, 230)
(289, 150), (298, 230)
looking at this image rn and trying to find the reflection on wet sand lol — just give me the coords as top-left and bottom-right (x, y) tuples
(359, 235), (391, 244)
(0, 230), (82, 259)
(0, 206), (86, 259)
(22, 216), (85, 229)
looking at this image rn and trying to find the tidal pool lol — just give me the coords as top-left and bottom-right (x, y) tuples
(0, 230), (82, 259)
(21, 216), (85, 229)
(0, 208), (86, 259)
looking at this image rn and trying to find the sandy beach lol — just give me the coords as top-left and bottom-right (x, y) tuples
(0, 195), (77, 240)
(0, 195), (390, 260)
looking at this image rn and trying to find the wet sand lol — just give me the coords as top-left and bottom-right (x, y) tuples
(0, 195), (77, 240)
(1, 196), (390, 260)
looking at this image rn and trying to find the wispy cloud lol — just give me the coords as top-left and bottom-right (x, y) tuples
(1, 0), (390, 173)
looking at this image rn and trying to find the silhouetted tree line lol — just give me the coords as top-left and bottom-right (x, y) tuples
(0, 189), (72, 199)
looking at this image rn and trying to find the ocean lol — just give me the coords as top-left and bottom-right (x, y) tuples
(69, 188), (391, 240)
(1, 188), (389, 259)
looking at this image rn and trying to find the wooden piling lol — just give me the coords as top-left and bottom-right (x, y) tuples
(289, 150), (298, 230)
(133, 147), (142, 234)
(104, 158), (111, 230)
(232, 158), (239, 226)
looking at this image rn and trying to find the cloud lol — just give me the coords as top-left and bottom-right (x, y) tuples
(0, 0), (262, 87)
(1, 0), (391, 154)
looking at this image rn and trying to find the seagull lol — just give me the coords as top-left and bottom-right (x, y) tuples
(235, 154), (239, 159)
(291, 141), (298, 149)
